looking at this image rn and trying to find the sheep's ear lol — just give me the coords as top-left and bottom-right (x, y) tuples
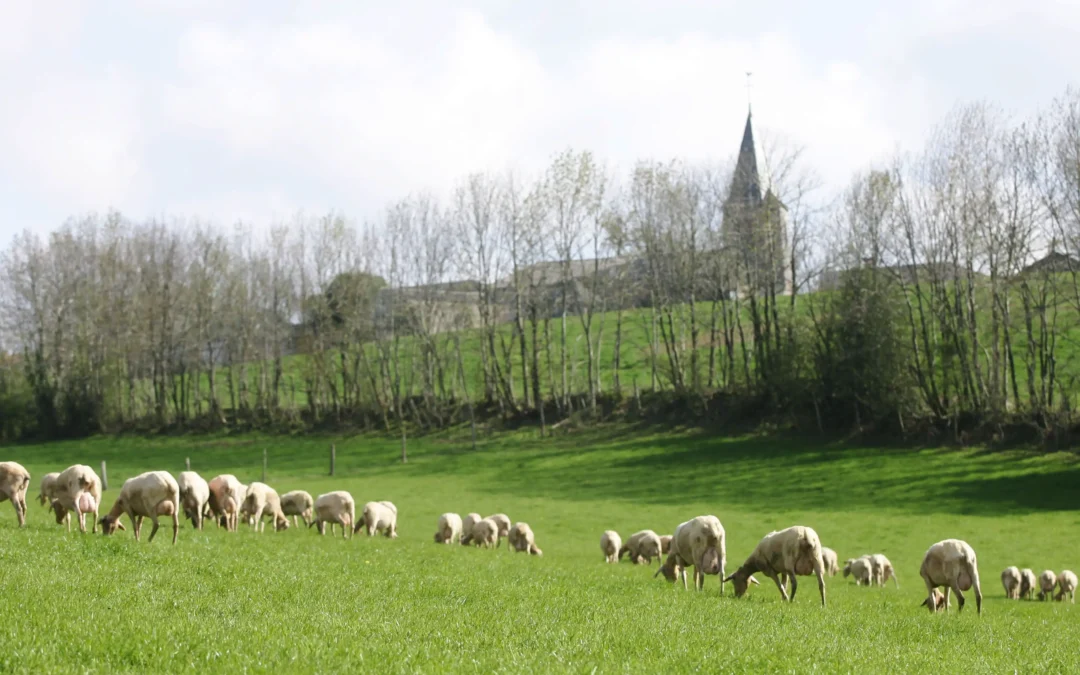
(749, 576), (760, 586)
(723, 574), (736, 582)
(653, 567), (664, 579)
(116, 521), (126, 531)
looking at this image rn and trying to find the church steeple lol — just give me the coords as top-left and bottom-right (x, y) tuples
(730, 109), (763, 206)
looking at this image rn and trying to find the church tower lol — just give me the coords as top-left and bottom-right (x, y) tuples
(721, 109), (792, 296)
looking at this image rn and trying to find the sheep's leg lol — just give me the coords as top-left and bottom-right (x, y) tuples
(767, 572), (789, 602)
(171, 512), (179, 544)
(337, 515), (349, 539)
(923, 580), (938, 613)
(65, 511), (71, 532)
(148, 515), (160, 542)
(133, 516), (142, 541)
(951, 583), (966, 612)
(816, 572), (826, 607)
(789, 575), (799, 601)
(943, 586), (951, 611)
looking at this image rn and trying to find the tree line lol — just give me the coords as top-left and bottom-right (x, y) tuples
(3, 87), (1080, 445)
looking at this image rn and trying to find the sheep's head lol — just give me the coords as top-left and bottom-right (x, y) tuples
(528, 544), (542, 556)
(275, 516), (290, 532)
(921, 589), (946, 610)
(699, 547), (721, 576)
(50, 500), (68, 524)
(98, 515), (126, 535)
(655, 560), (681, 583)
(434, 532), (445, 543)
(842, 560), (855, 578)
(723, 568), (761, 597)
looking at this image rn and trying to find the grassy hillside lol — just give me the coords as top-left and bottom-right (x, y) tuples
(2, 427), (1079, 672)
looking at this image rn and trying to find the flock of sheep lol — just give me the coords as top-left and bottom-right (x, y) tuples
(1, 459), (1076, 613)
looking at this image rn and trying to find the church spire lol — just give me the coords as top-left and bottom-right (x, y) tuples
(730, 109), (763, 206)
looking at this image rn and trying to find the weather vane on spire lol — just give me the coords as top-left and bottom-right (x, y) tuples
(746, 71), (753, 114)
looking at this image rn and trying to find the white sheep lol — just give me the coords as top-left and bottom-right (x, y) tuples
(660, 535), (673, 555)
(471, 518), (499, 548)
(435, 513), (463, 544)
(843, 556), (874, 586)
(870, 553), (899, 588)
(460, 512), (482, 545)
(1055, 570), (1077, 603)
(1019, 568), (1038, 600)
(50, 464), (103, 534)
(358, 501), (398, 538)
(507, 522), (542, 556)
(207, 474), (244, 531)
(311, 491), (356, 538)
(1001, 566), (1021, 600)
(725, 525), (826, 606)
(241, 482), (290, 533)
(280, 490), (314, 528)
(0, 461), (30, 527)
(177, 471), (210, 530)
(655, 516), (726, 593)
(618, 529), (663, 565)
(99, 471), (181, 544)
(821, 546), (839, 577)
(487, 513), (511, 547)
(919, 539), (982, 614)
(1038, 570), (1058, 601)
(38, 472), (60, 507)
(600, 530), (622, 563)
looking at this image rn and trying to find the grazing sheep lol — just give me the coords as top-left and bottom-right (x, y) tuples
(725, 525), (827, 607)
(600, 530), (622, 563)
(471, 518), (499, 548)
(660, 535), (673, 555)
(920, 588), (947, 611)
(435, 513), (463, 544)
(919, 539), (982, 614)
(460, 512), (483, 545)
(207, 474), (244, 531)
(487, 513), (511, 547)
(280, 490), (314, 528)
(1055, 570), (1077, 603)
(1038, 570), (1058, 601)
(0, 461), (30, 527)
(843, 557), (874, 586)
(507, 522), (542, 556)
(357, 501), (398, 538)
(241, 482), (289, 533)
(311, 491), (356, 538)
(50, 464), (103, 534)
(38, 472), (60, 507)
(1019, 568), (1038, 600)
(655, 516), (726, 593)
(99, 471), (181, 544)
(618, 530), (663, 565)
(177, 471), (210, 530)
(821, 547), (839, 577)
(1001, 566), (1022, 600)
(870, 554), (899, 588)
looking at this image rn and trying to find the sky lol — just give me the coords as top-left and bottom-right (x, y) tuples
(1, 0), (1078, 246)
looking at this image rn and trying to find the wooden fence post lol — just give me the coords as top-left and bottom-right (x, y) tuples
(262, 449), (267, 483)
(185, 457), (191, 471)
(100, 461), (108, 491)
(330, 444), (336, 476)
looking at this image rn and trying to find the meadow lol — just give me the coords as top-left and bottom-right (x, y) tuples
(2, 425), (1080, 673)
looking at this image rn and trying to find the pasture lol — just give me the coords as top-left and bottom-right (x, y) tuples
(2, 426), (1080, 673)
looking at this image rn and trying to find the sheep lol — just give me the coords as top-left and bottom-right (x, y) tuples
(600, 530), (622, 563)
(310, 491), (356, 539)
(435, 513), (463, 544)
(660, 535), (673, 555)
(460, 512), (483, 545)
(821, 547), (839, 577)
(655, 516), (726, 593)
(869, 553), (899, 588)
(1001, 566), (1022, 600)
(357, 500), (398, 538)
(99, 471), (181, 544)
(1038, 570), (1058, 601)
(280, 490), (314, 528)
(50, 464), (103, 534)
(843, 556), (874, 586)
(920, 588), (947, 611)
(1055, 570), (1077, 603)
(508, 521), (542, 556)
(919, 539), (982, 614)
(177, 471), (210, 530)
(241, 482), (290, 533)
(487, 513), (511, 547)
(38, 472), (60, 507)
(0, 461), (30, 527)
(725, 525), (827, 607)
(618, 529), (663, 565)
(1019, 568), (1038, 600)
(471, 518), (499, 548)
(207, 474), (244, 531)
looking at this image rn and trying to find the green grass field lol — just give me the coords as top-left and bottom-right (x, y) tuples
(2, 426), (1080, 673)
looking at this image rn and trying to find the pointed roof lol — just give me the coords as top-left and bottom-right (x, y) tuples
(729, 111), (766, 207)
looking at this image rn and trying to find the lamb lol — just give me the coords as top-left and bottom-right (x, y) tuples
(600, 530), (622, 563)
(177, 471), (210, 530)
(241, 482), (290, 533)
(507, 521), (542, 556)
(869, 553), (899, 588)
(310, 491), (356, 538)
(0, 461), (30, 527)
(919, 539), (982, 614)
(660, 535), (673, 555)
(487, 513), (511, 547)
(1055, 570), (1077, 603)
(207, 474), (244, 531)
(1038, 570), (1058, 601)
(99, 471), (181, 544)
(821, 547), (839, 577)
(50, 464), (103, 533)
(460, 512), (483, 545)
(38, 472), (60, 507)
(1001, 566), (1022, 600)
(357, 500), (398, 538)
(435, 512), (463, 544)
(725, 525), (827, 607)
(1019, 568), (1038, 600)
(618, 529), (663, 565)
(655, 516), (726, 593)
(471, 518), (499, 548)
(843, 556), (874, 586)
(280, 490), (314, 528)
